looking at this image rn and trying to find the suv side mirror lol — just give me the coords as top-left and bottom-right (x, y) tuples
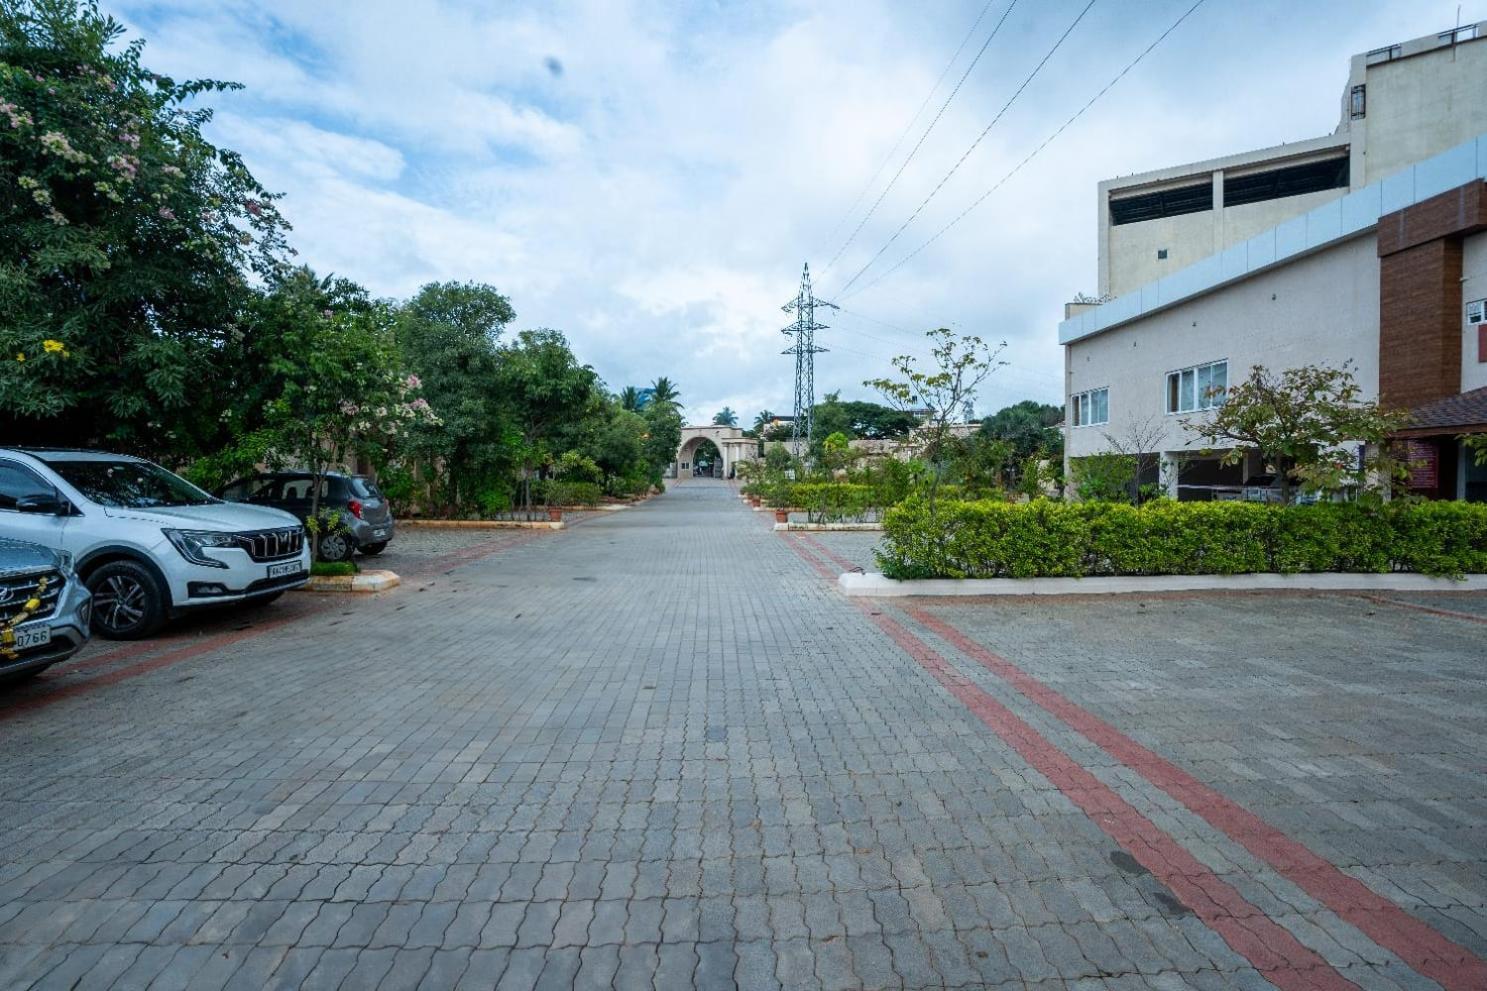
(16, 492), (66, 515)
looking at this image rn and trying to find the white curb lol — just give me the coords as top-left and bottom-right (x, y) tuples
(837, 571), (1487, 598)
(299, 569), (402, 594)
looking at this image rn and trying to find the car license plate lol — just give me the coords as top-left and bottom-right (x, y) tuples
(12, 625), (50, 651)
(267, 561), (303, 579)
(372, 527), (389, 539)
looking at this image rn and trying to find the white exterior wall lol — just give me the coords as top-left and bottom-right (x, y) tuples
(1465, 232), (1487, 393)
(1355, 34), (1487, 184)
(1105, 185), (1346, 297)
(1096, 27), (1487, 300)
(1066, 235), (1380, 460)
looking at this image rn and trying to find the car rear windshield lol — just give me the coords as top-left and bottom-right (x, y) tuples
(350, 477), (382, 499)
(46, 460), (219, 509)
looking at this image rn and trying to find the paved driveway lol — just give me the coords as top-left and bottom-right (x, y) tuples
(1, 481), (1483, 989)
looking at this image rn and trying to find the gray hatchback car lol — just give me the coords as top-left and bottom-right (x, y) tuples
(218, 472), (395, 562)
(0, 537), (91, 682)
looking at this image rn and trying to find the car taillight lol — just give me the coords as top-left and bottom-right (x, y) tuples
(348, 499), (363, 519)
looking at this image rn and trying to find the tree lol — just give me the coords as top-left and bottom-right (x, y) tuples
(0, 0), (290, 450)
(981, 401), (1062, 458)
(211, 268), (437, 547)
(395, 281), (515, 513)
(494, 329), (603, 509)
(649, 376), (680, 409)
(977, 400), (1063, 492)
(866, 328), (1007, 508)
(641, 402), (683, 480)
(821, 431), (851, 472)
(1099, 414), (1166, 504)
(712, 407), (738, 427)
(1189, 362), (1408, 504)
(619, 386), (642, 411)
(751, 409), (774, 432)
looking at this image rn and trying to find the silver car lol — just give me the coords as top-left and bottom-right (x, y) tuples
(0, 537), (91, 682)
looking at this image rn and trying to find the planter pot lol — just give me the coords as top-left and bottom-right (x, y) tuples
(774, 509), (789, 523)
(547, 508), (563, 522)
(751, 497), (761, 507)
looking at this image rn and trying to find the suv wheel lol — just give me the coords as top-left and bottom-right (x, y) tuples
(359, 541), (388, 556)
(317, 532), (352, 562)
(87, 561), (167, 640)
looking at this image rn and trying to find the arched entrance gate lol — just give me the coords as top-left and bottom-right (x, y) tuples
(671, 425), (758, 479)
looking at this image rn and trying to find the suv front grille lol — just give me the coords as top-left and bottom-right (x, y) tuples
(232, 527), (304, 562)
(0, 570), (63, 626)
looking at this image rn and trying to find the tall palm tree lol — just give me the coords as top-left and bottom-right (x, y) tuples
(619, 385), (641, 411)
(712, 407), (738, 427)
(649, 376), (680, 408)
(752, 409), (774, 432)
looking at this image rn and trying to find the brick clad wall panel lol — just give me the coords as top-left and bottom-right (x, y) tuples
(1379, 239), (1463, 409)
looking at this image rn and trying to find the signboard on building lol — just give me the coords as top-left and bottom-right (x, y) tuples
(1405, 439), (1439, 489)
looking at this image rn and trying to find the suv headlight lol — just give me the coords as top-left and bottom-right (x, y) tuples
(163, 529), (235, 569)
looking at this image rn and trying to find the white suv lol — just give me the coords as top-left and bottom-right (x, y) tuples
(0, 449), (310, 640)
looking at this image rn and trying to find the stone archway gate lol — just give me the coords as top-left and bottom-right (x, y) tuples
(672, 425), (758, 479)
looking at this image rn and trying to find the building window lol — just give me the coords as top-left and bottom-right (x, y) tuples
(1156, 248), (1168, 260)
(1071, 387), (1109, 427)
(1109, 182), (1213, 226)
(1349, 84), (1366, 119)
(1469, 299), (1485, 325)
(1223, 157), (1349, 208)
(1166, 360), (1227, 414)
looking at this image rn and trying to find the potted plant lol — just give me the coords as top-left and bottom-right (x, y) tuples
(774, 508), (789, 524)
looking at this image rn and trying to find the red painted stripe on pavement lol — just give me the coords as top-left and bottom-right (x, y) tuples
(776, 533), (1359, 990)
(904, 605), (1487, 990)
(1355, 594), (1487, 626)
(4, 613), (305, 718)
(800, 533), (861, 574)
(13, 529), (554, 712)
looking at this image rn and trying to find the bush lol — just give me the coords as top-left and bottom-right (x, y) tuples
(876, 498), (1487, 579)
(312, 560), (358, 577)
(1069, 453), (1137, 503)
(792, 483), (875, 523)
(540, 480), (602, 507)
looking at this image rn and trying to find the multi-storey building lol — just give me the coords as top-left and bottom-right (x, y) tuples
(1061, 23), (1487, 502)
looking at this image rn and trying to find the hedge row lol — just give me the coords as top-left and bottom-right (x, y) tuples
(877, 499), (1487, 579)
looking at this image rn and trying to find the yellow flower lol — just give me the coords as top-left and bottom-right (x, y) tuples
(14, 353), (23, 362)
(42, 339), (66, 354)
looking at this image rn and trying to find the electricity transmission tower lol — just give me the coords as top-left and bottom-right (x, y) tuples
(780, 263), (836, 454)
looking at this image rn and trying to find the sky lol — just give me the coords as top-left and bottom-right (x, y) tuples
(111, 0), (1462, 427)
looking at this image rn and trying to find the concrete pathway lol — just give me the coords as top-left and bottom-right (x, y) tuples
(1, 479), (1484, 989)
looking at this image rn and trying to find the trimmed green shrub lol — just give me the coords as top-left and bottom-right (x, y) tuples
(540, 480), (602, 506)
(792, 483), (875, 523)
(876, 498), (1487, 579)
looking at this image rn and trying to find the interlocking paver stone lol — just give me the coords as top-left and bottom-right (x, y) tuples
(1, 483), (1484, 989)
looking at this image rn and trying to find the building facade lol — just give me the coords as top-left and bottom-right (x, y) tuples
(1094, 22), (1487, 300)
(1062, 24), (1487, 502)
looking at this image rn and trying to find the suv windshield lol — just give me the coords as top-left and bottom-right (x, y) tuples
(46, 460), (220, 509)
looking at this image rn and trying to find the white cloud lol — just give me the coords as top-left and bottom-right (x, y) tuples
(110, 0), (1446, 422)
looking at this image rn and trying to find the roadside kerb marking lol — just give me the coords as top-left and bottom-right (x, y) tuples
(901, 601), (1487, 991)
(780, 534), (1359, 990)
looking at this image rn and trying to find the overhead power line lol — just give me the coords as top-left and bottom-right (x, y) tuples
(830, 0), (1099, 298)
(821, 0), (1020, 278)
(838, 0), (1210, 302)
(816, 0), (1002, 265)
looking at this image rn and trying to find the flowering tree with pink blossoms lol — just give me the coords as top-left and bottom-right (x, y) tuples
(1, 0), (290, 448)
